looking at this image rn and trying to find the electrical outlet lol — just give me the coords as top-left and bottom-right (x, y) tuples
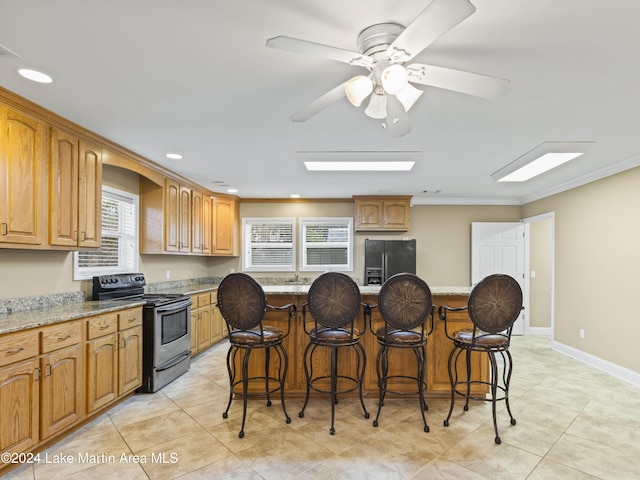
(230, 268), (235, 273)
(166, 270), (171, 279)
(579, 328), (585, 339)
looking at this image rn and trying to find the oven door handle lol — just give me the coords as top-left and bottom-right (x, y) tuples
(155, 300), (192, 314)
(156, 351), (191, 372)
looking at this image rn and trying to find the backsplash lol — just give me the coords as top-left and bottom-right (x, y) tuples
(146, 276), (223, 292)
(0, 291), (85, 314)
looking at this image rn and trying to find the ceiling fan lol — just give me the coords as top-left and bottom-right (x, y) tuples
(266, 0), (510, 137)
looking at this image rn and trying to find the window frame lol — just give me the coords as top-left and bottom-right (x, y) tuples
(299, 217), (353, 272)
(73, 185), (139, 280)
(242, 217), (296, 272)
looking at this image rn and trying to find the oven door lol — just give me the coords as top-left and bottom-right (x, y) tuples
(154, 298), (192, 365)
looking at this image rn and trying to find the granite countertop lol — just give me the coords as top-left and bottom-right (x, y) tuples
(0, 299), (146, 336)
(261, 285), (471, 296)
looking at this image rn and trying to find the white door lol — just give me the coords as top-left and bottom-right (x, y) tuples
(471, 222), (526, 335)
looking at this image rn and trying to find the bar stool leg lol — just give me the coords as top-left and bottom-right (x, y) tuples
(329, 346), (338, 435)
(223, 346), (236, 419)
(299, 342), (314, 418)
(415, 346), (429, 432)
(239, 347), (252, 438)
(373, 344), (387, 427)
(444, 345), (460, 427)
(276, 343), (291, 424)
(265, 346), (272, 407)
(356, 342), (369, 420)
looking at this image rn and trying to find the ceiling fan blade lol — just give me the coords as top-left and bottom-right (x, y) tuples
(266, 36), (372, 68)
(385, 95), (412, 137)
(406, 63), (510, 99)
(289, 82), (347, 122)
(386, 0), (476, 63)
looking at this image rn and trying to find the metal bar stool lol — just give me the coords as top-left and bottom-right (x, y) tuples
(217, 273), (296, 438)
(439, 273), (523, 444)
(367, 273), (434, 432)
(299, 272), (369, 435)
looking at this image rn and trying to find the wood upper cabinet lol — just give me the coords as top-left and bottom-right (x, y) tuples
(49, 128), (102, 248)
(165, 178), (191, 253)
(353, 196), (411, 232)
(192, 190), (212, 254)
(212, 196), (235, 255)
(0, 105), (46, 246)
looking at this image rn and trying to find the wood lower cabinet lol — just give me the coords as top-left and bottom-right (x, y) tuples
(190, 289), (226, 356)
(86, 307), (143, 413)
(353, 195), (411, 232)
(0, 306), (143, 469)
(39, 321), (83, 439)
(0, 357), (40, 454)
(0, 104), (47, 247)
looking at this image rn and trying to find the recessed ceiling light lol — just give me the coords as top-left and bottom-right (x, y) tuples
(491, 142), (594, 182)
(227, 188), (238, 193)
(304, 161), (415, 171)
(166, 153), (183, 160)
(17, 68), (53, 84)
(290, 194), (300, 198)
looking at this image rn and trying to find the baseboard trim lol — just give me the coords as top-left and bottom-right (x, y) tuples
(525, 327), (552, 336)
(551, 340), (640, 387)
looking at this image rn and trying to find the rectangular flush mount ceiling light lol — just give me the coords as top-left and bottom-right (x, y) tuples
(299, 151), (420, 171)
(491, 142), (594, 182)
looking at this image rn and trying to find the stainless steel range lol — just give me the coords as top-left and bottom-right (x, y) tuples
(92, 273), (192, 393)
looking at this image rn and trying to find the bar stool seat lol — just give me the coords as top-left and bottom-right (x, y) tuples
(368, 273), (434, 432)
(439, 273), (523, 444)
(217, 273), (296, 438)
(299, 272), (369, 435)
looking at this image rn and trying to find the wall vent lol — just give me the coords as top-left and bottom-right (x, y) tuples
(0, 44), (20, 59)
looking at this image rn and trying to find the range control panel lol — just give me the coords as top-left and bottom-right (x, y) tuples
(93, 273), (146, 290)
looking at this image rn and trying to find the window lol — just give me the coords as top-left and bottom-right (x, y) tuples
(242, 218), (295, 271)
(73, 186), (139, 280)
(300, 217), (353, 271)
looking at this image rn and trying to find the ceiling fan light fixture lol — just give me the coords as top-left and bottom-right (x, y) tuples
(345, 75), (374, 107)
(395, 83), (423, 112)
(381, 64), (409, 95)
(364, 93), (387, 119)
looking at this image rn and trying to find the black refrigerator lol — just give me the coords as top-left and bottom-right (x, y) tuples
(364, 239), (416, 285)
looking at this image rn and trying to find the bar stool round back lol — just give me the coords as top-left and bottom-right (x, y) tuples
(217, 273), (296, 438)
(439, 273), (523, 444)
(299, 272), (369, 435)
(369, 273), (434, 432)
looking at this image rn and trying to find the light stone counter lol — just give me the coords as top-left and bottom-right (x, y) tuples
(262, 285), (471, 296)
(0, 299), (146, 335)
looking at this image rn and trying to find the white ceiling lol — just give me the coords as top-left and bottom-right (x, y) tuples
(1, 0), (639, 204)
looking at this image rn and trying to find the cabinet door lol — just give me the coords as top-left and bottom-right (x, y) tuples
(78, 140), (102, 248)
(210, 292), (223, 343)
(190, 307), (199, 355)
(86, 333), (118, 413)
(191, 189), (203, 253)
(119, 325), (142, 395)
(383, 201), (410, 230)
(0, 358), (39, 454)
(212, 197), (234, 254)
(355, 200), (383, 230)
(197, 307), (212, 351)
(164, 178), (180, 252)
(40, 344), (83, 439)
(178, 185), (191, 252)
(49, 128), (79, 247)
(0, 105), (46, 245)
(202, 195), (212, 255)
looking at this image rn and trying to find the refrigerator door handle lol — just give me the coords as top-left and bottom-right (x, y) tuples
(383, 255), (387, 284)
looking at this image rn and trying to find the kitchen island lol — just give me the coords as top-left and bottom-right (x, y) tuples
(235, 284), (488, 398)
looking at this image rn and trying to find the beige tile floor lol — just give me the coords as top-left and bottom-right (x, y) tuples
(4, 336), (640, 480)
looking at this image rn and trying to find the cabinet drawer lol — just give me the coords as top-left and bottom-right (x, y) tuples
(41, 322), (81, 353)
(87, 313), (118, 339)
(0, 330), (39, 367)
(118, 307), (143, 330)
(197, 292), (212, 308)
